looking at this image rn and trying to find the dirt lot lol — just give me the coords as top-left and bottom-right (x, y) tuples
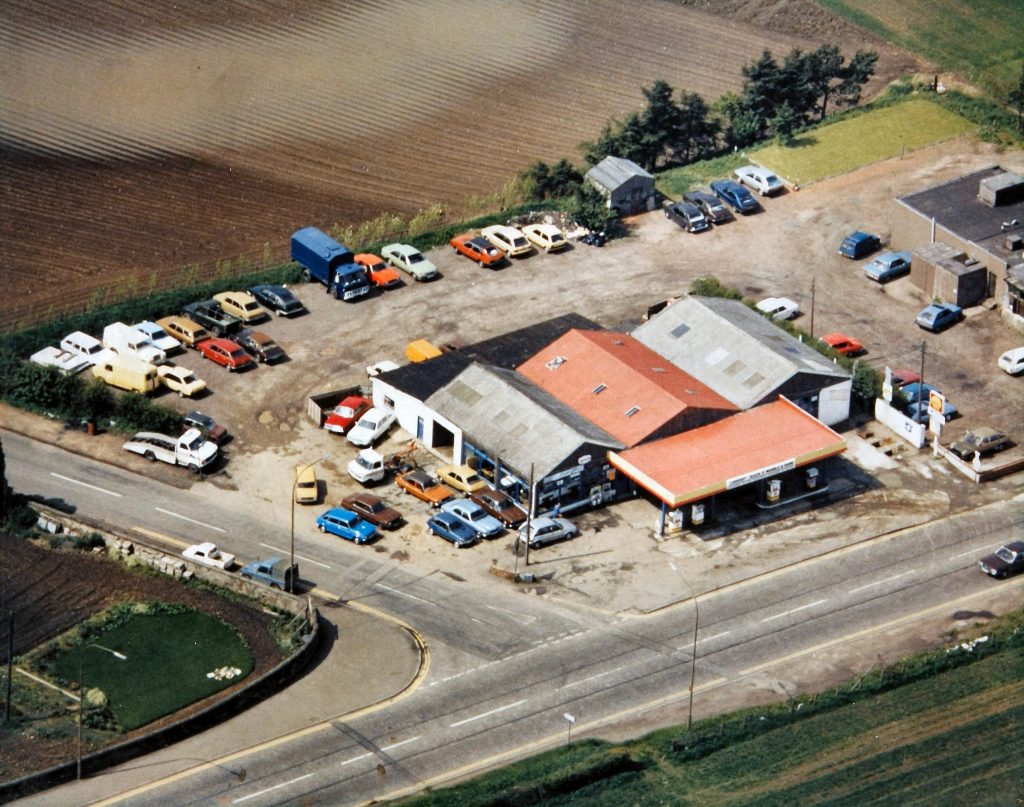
(0, 0), (920, 328)
(0, 532), (283, 780)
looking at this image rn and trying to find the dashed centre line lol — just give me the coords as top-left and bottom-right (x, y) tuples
(51, 472), (121, 498)
(340, 736), (421, 766)
(450, 699), (528, 728)
(232, 773), (313, 803)
(156, 506), (225, 533)
(848, 571), (912, 594)
(760, 599), (827, 623)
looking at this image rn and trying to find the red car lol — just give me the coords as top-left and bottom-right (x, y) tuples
(819, 332), (864, 357)
(355, 253), (402, 289)
(196, 338), (254, 371)
(450, 234), (506, 268)
(324, 395), (372, 434)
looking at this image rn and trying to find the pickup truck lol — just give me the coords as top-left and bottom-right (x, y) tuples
(122, 428), (218, 472)
(182, 300), (242, 337)
(240, 556), (298, 590)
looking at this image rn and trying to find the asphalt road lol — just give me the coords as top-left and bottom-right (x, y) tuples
(7, 432), (1024, 806)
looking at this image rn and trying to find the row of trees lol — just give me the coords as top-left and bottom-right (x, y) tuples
(576, 44), (877, 173)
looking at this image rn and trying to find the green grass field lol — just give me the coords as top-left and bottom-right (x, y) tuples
(399, 637), (1024, 806)
(818, 0), (1024, 96)
(750, 99), (976, 186)
(54, 610), (253, 730)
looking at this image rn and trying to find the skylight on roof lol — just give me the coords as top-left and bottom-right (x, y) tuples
(546, 355), (567, 370)
(592, 383), (606, 394)
(625, 405), (640, 417)
(652, 367), (666, 373)
(670, 322), (690, 338)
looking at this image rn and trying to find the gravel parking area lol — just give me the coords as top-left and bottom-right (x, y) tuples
(60, 133), (1024, 612)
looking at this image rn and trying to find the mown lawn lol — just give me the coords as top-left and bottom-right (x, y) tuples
(817, 0), (1024, 96)
(399, 640), (1024, 806)
(750, 99), (976, 186)
(53, 609), (253, 730)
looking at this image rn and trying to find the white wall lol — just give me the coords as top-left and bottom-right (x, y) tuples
(370, 377), (463, 461)
(873, 398), (927, 448)
(817, 379), (852, 426)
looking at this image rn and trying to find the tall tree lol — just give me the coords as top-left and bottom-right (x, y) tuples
(1010, 64), (1024, 133)
(741, 50), (782, 137)
(639, 80), (683, 169)
(0, 433), (10, 528)
(831, 50), (879, 115)
(715, 92), (760, 150)
(675, 91), (716, 161)
(580, 123), (620, 167)
(805, 44), (846, 120)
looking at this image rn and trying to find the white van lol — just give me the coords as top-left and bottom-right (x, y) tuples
(102, 322), (167, 365)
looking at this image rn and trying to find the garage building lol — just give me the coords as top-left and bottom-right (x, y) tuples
(585, 155), (656, 215)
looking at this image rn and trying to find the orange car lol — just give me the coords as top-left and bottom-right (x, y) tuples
(819, 332), (864, 356)
(355, 253), (402, 288)
(449, 234), (506, 268)
(395, 469), (454, 508)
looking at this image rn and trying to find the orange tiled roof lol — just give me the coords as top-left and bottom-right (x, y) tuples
(518, 329), (736, 446)
(608, 398), (846, 506)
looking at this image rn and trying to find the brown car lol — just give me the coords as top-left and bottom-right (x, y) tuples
(395, 469), (454, 508)
(341, 492), (403, 530)
(470, 487), (527, 528)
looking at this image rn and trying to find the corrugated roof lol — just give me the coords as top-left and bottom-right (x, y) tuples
(518, 329), (736, 446)
(609, 398), (846, 507)
(428, 363), (623, 478)
(631, 296), (848, 409)
(585, 156), (654, 192)
(378, 351), (472, 400)
(467, 313), (601, 369)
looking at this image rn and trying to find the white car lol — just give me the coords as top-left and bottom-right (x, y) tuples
(522, 223), (568, 252)
(60, 331), (107, 366)
(29, 346), (92, 375)
(734, 165), (785, 196)
(347, 407), (396, 447)
(156, 363), (207, 397)
(133, 320), (183, 354)
(755, 297), (800, 321)
(182, 541), (235, 570)
(381, 243), (438, 281)
(481, 225), (532, 257)
(998, 347), (1024, 375)
(366, 359), (400, 377)
(517, 516), (578, 549)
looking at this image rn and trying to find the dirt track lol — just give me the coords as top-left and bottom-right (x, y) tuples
(0, 0), (919, 328)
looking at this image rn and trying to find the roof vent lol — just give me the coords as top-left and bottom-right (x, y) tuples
(652, 367), (666, 373)
(625, 405), (640, 417)
(546, 355), (567, 370)
(612, 338), (624, 346)
(592, 383), (606, 394)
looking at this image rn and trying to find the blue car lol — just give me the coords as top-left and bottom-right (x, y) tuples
(839, 231), (881, 259)
(915, 302), (962, 332)
(709, 179), (758, 214)
(316, 507), (378, 544)
(440, 499), (503, 539)
(426, 512), (477, 547)
(863, 250), (911, 282)
(901, 383), (958, 422)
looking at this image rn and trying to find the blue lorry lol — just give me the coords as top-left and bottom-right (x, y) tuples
(290, 227), (370, 301)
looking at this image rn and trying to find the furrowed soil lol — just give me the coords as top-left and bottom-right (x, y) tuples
(0, 532), (283, 780)
(0, 0), (919, 328)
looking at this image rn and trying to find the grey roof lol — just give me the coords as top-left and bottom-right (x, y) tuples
(631, 296), (849, 410)
(466, 313), (601, 369)
(896, 165), (1024, 266)
(585, 156), (654, 192)
(427, 363), (623, 479)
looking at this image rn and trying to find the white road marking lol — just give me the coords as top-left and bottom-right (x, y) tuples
(259, 542), (331, 569)
(340, 736), (421, 766)
(848, 571), (913, 594)
(156, 506), (225, 533)
(760, 599), (828, 623)
(232, 772), (313, 803)
(50, 472), (121, 498)
(954, 548), (983, 559)
(560, 665), (626, 689)
(375, 583), (436, 606)
(700, 630), (732, 643)
(485, 604), (537, 624)
(450, 699), (528, 728)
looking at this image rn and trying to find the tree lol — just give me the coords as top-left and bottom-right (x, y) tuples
(831, 50), (878, 115)
(715, 93), (760, 150)
(675, 91), (716, 162)
(770, 102), (801, 143)
(0, 433), (11, 527)
(741, 50), (782, 137)
(805, 44), (845, 120)
(567, 183), (608, 232)
(580, 123), (621, 167)
(522, 159), (582, 201)
(638, 80), (683, 169)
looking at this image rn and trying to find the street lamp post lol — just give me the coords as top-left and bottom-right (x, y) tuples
(77, 643), (126, 780)
(290, 454), (329, 594)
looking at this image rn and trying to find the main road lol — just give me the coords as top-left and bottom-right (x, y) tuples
(6, 431), (1023, 806)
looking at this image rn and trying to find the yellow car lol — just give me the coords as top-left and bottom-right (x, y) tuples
(294, 464), (320, 504)
(212, 291), (269, 323)
(481, 225), (532, 257)
(435, 464), (488, 494)
(522, 223), (568, 252)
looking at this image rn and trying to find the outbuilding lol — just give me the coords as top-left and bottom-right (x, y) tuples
(585, 156), (656, 215)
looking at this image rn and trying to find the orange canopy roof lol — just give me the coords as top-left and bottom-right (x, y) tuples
(608, 398), (846, 507)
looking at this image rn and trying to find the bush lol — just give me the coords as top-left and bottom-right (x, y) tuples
(689, 275), (744, 300)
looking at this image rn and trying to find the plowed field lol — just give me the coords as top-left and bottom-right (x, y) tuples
(0, 0), (917, 328)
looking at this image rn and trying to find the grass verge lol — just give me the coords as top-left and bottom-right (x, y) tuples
(750, 99), (976, 186)
(48, 605), (253, 731)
